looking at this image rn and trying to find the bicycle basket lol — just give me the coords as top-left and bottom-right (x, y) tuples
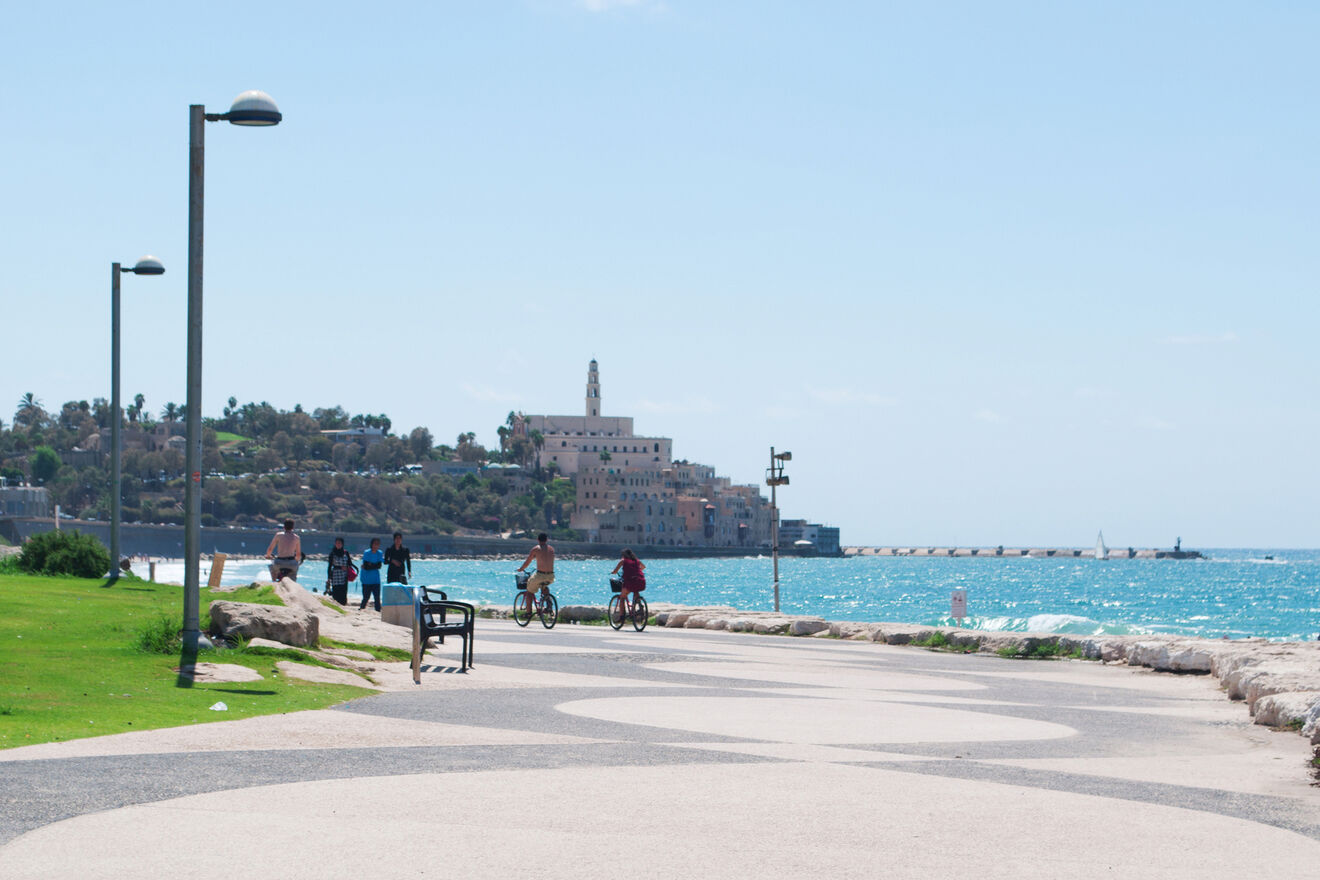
(609, 577), (623, 593)
(515, 571), (531, 589)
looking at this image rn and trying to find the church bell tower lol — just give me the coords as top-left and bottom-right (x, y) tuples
(586, 359), (600, 418)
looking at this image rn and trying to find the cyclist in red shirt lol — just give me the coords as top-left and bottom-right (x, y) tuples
(610, 548), (646, 621)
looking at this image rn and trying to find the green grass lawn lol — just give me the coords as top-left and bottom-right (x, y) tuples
(0, 573), (376, 750)
(213, 431), (250, 445)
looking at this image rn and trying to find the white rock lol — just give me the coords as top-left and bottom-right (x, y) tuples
(209, 601), (319, 647)
(789, 619), (829, 636)
(1251, 691), (1320, 730)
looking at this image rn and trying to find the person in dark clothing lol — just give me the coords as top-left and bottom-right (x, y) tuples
(325, 537), (354, 605)
(384, 531), (411, 584)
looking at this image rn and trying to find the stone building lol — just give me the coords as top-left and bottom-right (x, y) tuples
(526, 360), (672, 477)
(525, 360), (774, 548)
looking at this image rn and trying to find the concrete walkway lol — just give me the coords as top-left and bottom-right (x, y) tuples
(3, 619), (1320, 878)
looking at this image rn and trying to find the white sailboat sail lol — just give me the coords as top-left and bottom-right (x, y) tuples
(1095, 530), (1107, 560)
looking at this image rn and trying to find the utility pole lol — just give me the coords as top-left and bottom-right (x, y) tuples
(766, 447), (791, 612)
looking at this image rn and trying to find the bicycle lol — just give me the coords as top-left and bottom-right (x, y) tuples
(607, 577), (649, 632)
(512, 570), (559, 629)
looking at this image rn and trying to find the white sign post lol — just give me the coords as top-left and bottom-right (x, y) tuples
(950, 590), (967, 626)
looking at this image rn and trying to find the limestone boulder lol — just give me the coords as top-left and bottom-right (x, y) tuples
(1244, 670), (1320, 712)
(789, 618), (829, 637)
(751, 618), (791, 635)
(273, 578), (329, 616)
(1251, 691), (1320, 731)
(1126, 639), (1214, 673)
(209, 600), (318, 647)
(558, 604), (606, 623)
(1097, 639), (1131, 663)
(975, 632), (1024, 655)
(1057, 637), (1102, 660)
(877, 625), (938, 646)
(830, 621), (878, 641)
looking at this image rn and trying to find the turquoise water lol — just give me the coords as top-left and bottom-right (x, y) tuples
(184, 548), (1320, 642)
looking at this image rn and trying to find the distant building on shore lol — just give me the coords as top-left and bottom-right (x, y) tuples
(523, 360), (822, 549)
(778, 519), (842, 556)
(0, 484), (51, 518)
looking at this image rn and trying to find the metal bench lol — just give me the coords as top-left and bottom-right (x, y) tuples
(411, 586), (475, 680)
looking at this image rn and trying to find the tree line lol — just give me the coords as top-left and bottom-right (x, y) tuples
(2, 393), (576, 539)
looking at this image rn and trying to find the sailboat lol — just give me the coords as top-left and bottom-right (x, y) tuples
(1094, 530), (1107, 560)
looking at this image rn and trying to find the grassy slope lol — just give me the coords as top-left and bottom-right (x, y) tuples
(0, 573), (374, 750)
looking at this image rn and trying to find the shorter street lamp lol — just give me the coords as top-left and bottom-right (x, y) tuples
(766, 447), (791, 612)
(110, 256), (165, 581)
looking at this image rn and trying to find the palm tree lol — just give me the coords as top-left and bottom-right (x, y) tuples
(529, 429), (545, 475)
(14, 392), (43, 428)
(161, 402), (179, 424)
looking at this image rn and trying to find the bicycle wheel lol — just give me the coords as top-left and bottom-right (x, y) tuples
(607, 595), (624, 630)
(512, 591), (533, 627)
(630, 594), (649, 632)
(539, 592), (559, 629)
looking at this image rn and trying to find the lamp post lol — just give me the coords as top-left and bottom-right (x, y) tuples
(766, 447), (791, 612)
(110, 256), (165, 582)
(183, 90), (282, 647)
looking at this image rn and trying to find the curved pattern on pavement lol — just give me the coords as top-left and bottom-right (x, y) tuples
(3, 620), (1319, 877)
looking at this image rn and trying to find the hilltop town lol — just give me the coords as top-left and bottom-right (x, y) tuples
(1, 361), (839, 555)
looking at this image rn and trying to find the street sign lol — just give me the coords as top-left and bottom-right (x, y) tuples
(951, 589), (967, 623)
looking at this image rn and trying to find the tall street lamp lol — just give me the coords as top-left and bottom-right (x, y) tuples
(110, 256), (165, 581)
(184, 90), (282, 649)
(766, 448), (791, 612)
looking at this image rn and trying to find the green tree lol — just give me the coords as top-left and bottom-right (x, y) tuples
(30, 445), (61, 483)
(409, 426), (433, 461)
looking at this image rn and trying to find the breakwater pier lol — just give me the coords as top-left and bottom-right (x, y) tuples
(844, 545), (1204, 560)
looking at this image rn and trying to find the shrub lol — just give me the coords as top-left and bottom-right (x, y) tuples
(17, 530), (111, 578)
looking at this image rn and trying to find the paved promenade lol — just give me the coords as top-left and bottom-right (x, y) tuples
(3, 618), (1320, 877)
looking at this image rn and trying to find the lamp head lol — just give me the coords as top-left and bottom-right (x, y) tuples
(130, 256), (165, 276)
(777, 451), (792, 461)
(226, 90), (282, 126)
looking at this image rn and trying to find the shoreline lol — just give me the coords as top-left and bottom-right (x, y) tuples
(617, 602), (1320, 752)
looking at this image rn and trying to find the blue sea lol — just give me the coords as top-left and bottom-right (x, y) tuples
(168, 548), (1320, 642)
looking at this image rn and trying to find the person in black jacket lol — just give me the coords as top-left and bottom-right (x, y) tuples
(384, 531), (411, 584)
(325, 537), (354, 605)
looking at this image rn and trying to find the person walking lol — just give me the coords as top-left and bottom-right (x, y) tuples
(610, 548), (646, 622)
(384, 531), (412, 584)
(359, 537), (384, 611)
(325, 537), (354, 606)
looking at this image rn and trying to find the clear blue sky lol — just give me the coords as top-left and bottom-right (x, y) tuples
(4, 2), (1317, 548)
